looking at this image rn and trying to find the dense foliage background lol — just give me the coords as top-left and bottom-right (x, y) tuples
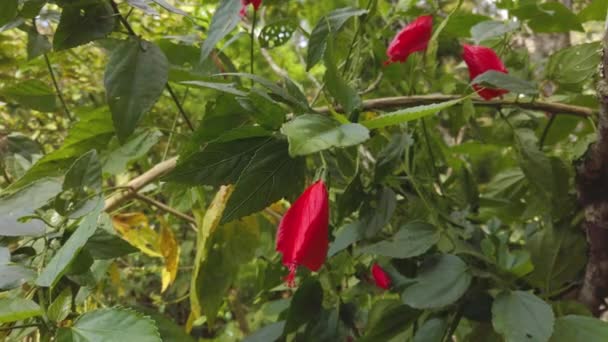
(2, 0), (608, 341)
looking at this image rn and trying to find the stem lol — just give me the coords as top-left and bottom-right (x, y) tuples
(539, 113), (557, 149)
(166, 84), (194, 132)
(421, 118), (444, 195)
(341, 0), (373, 76)
(250, 9), (257, 84)
(133, 192), (197, 226)
(44, 54), (73, 121)
(109, 0), (136, 36)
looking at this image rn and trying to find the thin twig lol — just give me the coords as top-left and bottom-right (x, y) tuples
(133, 192), (196, 225)
(44, 54), (73, 121)
(166, 84), (195, 132)
(539, 113), (557, 149)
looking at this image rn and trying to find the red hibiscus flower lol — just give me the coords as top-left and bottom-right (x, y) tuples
(462, 44), (509, 100)
(385, 15), (433, 66)
(276, 180), (329, 287)
(240, 0), (262, 16)
(371, 263), (391, 290)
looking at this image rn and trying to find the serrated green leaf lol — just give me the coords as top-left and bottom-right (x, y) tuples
(281, 114), (369, 156)
(361, 299), (419, 342)
(284, 279), (323, 333)
(199, 0), (241, 64)
(361, 98), (463, 129)
(470, 20), (519, 44)
(550, 315), (608, 342)
(0, 298), (42, 323)
(358, 222), (440, 259)
(53, 2), (115, 50)
(472, 70), (538, 95)
(545, 43), (600, 86)
(511, 2), (583, 33)
(0, 79), (57, 112)
(37, 201), (103, 288)
(104, 39), (169, 142)
(59, 307), (161, 342)
(48, 288), (72, 323)
(402, 254), (471, 309)
(324, 38), (361, 116)
(492, 291), (555, 342)
(102, 129), (162, 175)
(306, 7), (368, 70)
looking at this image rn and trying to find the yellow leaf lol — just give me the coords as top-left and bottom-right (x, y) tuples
(159, 217), (180, 293)
(111, 212), (162, 258)
(189, 185), (233, 330)
(108, 262), (125, 297)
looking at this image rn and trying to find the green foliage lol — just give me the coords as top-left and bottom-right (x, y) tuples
(0, 0), (606, 340)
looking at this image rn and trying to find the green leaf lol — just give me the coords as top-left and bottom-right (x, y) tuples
(27, 27), (52, 60)
(0, 298), (43, 323)
(84, 228), (138, 259)
(240, 89), (287, 129)
(284, 279), (323, 333)
(126, 0), (159, 16)
(0, 0), (18, 27)
(358, 222), (440, 259)
(165, 137), (270, 186)
(361, 98), (463, 129)
(306, 7), (368, 70)
(221, 139), (305, 223)
(36, 201), (103, 288)
(53, 2), (116, 50)
(0, 179), (62, 236)
(578, 0), (608, 22)
(328, 222), (362, 257)
(133, 306), (196, 342)
(471, 20), (520, 44)
(360, 299), (419, 342)
(259, 20), (297, 49)
(550, 315), (608, 342)
(281, 114), (369, 156)
(472, 70), (538, 95)
(323, 38), (361, 116)
(0, 79), (57, 112)
(102, 129), (162, 174)
(180, 80), (247, 96)
(104, 39), (169, 142)
(545, 43), (600, 86)
(0, 264), (36, 290)
(244, 321), (286, 342)
(8, 107), (115, 190)
(359, 187), (397, 238)
(195, 216), (260, 326)
(58, 307), (161, 342)
(511, 2), (583, 33)
(402, 254), (472, 309)
(413, 318), (447, 342)
(199, 0), (241, 64)
(527, 224), (586, 293)
(54, 150), (102, 219)
(492, 290), (555, 342)
(150, 0), (187, 16)
(516, 129), (553, 201)
(48, 288), (72, 323)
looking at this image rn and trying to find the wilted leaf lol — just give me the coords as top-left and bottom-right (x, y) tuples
(159, 218), (180, 293)
(112, 213), (162, 258)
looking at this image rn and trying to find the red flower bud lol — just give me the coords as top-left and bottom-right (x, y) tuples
(371, 263), (391, 290)
(276, 180), (329, 287)
(462, 44), (509, 100)
(240, 0), (262, 16)
(385, 15), (433, 66)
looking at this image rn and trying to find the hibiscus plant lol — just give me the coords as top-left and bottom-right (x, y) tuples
(2, 0), (608, 341)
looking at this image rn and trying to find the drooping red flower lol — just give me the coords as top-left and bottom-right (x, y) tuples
(240, 0), (262, 16)
(371, 263), (391, 290)
(462, 44), (509, 100)
(384, 15), (433, 66)
(276, 180), (329, 287)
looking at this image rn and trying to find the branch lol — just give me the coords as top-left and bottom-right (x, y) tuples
(133, 192), (196, 225)
(103, 96), (594, 215)
(104, 157), (177, 213)
(317, 95), (594, 117)
(575, 22), (608, 316)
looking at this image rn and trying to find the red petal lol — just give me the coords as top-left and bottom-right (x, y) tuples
(462, 44), (509, 100)
(276, 180), (329, 284)
(371, 263), (392, 290)
(385, 15), (433, 65)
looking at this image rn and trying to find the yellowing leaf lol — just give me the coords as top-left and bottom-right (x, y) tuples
(109, 262), (125, 297)
(159, 218), (180, 293)
(112, 212), (162, 258)
(189, 185), (233, 332)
